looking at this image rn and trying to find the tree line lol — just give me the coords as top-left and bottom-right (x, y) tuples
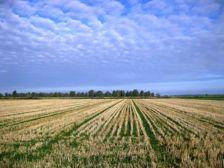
(0, 89), (162, 99)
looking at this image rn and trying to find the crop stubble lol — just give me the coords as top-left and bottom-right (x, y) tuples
(0, 99), (224, 167)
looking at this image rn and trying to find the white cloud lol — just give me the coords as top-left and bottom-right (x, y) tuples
(101, 0), (124, 16)
(13, 0), (37, 16)
(65, 0), (92, 13)
(0, 0), (224, 87)
(192, 0), (221, 15)
(29, 15), (57, 31)
(144, 0), (167, 10)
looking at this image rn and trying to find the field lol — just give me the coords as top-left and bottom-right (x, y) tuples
(0, 99), (224, 167)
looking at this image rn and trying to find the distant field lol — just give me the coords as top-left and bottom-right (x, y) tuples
(175, 95), (224, 100)
(0, 99), (224, 167)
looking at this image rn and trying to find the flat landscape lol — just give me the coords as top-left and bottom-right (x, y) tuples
(0, 99), (224, 167)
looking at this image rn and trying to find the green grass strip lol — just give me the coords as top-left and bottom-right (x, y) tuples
(132, 100), (179, 167)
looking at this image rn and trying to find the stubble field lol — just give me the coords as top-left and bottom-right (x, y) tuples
(0, 99), (224, 167)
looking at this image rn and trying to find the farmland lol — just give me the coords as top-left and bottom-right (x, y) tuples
(0, 99), (224, 167)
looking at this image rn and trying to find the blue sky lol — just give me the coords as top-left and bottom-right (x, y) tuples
(0, 0), (224, 94)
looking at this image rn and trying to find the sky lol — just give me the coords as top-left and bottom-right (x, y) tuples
(0, 0), (224, 95)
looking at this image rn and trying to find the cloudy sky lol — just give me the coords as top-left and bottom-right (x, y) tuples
(0, 0), (224, 94)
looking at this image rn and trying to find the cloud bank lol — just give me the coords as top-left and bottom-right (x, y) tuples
(0, 0), (224, 93)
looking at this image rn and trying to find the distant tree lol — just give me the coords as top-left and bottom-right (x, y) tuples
(69, 91), (76, 97)
(0, 93), (3, 98)
(116, 90), (121, 97)
(125, 91), (131, 97)
(116, 90), (120, 97)
(78, 92), (86, 97)
(0, 89), (158, 99)
(76, 92), (80, 97)
(120, 90), (125, 97)
(112, 90), (117, 97)
(132, 89), (139, 97)
(104, 91), (111, 97)
(140, 90), (144, 97)
(12, 90), (17, 97)
(144, 91), (150, 97)
(156, 93), (160, 98)
(88, 90), (95, 98)
(96, 91), (103, 97)
(54, 92), (59, 97)
(77, 92), (86, 97)
(38, 92), (45, 97)
(151, 92), (155, 97)
(31, 92), (37, 98)
(26, 92), (31, 98)
(82, 92), (88, 97)
(114, 90), (124, 97)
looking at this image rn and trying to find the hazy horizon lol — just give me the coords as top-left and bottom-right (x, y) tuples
(0, 0), (224, 94)
(1, 78), (224, 95)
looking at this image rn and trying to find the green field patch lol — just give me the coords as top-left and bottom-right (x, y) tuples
(132, 100), (179, 167)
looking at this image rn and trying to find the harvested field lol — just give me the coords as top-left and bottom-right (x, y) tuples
(0, 99), (224, 167)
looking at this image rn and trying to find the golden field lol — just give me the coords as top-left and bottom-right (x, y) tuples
(0, 99), (224, 167)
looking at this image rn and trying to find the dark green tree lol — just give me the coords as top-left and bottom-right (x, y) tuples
(95, 91), (103, 97)
(112, 90), (117, 97)
(69, 91), (76, 97)
(151, 92), (155, 97)
(145, 91), (151, 97)
(132, 89), (139, 97)
(104, 91), (111, 97)
(12, 90), (17, 97)
(140, 90), (144, 97)
(88, 90), (95, 98)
